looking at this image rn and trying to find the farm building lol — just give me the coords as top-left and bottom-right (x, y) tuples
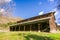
(10, 12), (57, 33)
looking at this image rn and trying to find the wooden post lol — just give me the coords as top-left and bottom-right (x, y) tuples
(12, 27), (14, 31)
(24, 26), (26, 31)
(11, 27), (13, 31)
(15, 26), (16, 31)
(38, 24), (40, 32)
(19, 25), (20, 31)
(30, 25), (32, 32)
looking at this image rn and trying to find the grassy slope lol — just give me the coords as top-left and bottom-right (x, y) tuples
(0, 32), (60, 40)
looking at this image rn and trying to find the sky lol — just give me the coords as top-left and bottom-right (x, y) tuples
(14, 0), (57, 19)
(0, 0), (60, 24)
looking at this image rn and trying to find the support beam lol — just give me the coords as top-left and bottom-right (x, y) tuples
(38, 24), (40, 32)
(15, 26), (16, 31)
(30, 25), (32, 32)
(11, 27), (13, 31)
(19, 25), (20, 31)
(24, 26), (26, 31)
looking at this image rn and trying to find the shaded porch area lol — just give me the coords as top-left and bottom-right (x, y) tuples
(10, 20), (50, 32)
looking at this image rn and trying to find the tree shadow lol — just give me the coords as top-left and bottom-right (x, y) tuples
(24, 34), (54, 40)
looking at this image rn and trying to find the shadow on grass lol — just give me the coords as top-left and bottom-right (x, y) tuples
(24, 34), (54, 40)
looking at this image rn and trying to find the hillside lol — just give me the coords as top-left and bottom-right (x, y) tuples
(0, 16), (23, 24)
(0, 16), (23, 31)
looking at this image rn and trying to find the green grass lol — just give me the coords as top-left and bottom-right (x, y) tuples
(0, 32), (60, 40)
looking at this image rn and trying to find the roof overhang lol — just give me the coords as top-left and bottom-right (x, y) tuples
(10, 17), (51, 26)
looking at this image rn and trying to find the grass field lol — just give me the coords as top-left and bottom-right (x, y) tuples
(0, 32), (60, 40)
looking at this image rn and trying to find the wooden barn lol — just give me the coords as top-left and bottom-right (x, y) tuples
(10, 12), (57, 33)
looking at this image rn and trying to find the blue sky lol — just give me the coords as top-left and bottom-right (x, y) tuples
(13, 0), (60, 24)
(14, 0), (57, 18)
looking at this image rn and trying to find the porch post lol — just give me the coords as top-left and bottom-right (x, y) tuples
(12, 27), (13, 31)
(49, 13), (57, 33)
(19, 25), (20, 31)
(24, 26), (26, 31)
(38, 24), (40, 32)
(15, 26), (16, 31)
(30, 25), (32, 32)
